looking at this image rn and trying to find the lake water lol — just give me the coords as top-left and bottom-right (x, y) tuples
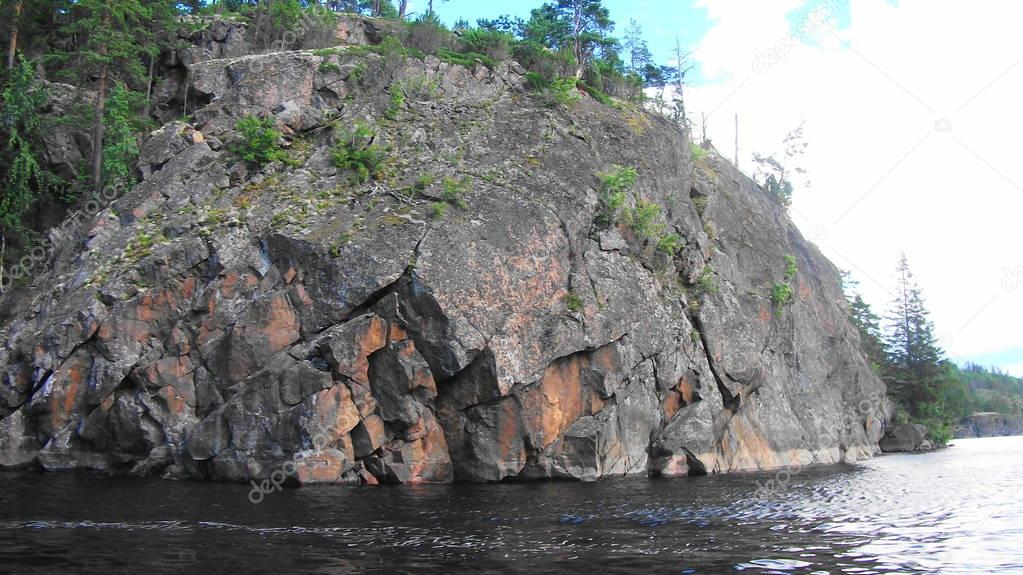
(0, 436), (1020, 574)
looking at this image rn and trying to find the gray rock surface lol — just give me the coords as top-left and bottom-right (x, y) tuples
(879, 423), (931, 452)
(953, 412), (1023, 438)
(0, 23), (888, 484)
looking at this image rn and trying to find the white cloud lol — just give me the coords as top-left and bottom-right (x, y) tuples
(683, 0), (1023, 367)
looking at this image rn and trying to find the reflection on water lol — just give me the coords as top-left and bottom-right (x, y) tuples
(0, 436), (1020, 574)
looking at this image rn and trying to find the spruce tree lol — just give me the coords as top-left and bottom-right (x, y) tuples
(884, 253), (947, 419)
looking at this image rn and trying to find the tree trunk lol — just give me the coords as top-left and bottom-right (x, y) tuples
(91, 7), (112, 195)
(573, 4), (584, 78)
(7, 0), (24, 69)
(91, 60), (109, 194)
(674, 38), (689, 132)
(398, 0), (408, 19)
(145, 54), (156, 111)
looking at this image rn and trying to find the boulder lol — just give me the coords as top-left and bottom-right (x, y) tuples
(879, 423), (930, 452)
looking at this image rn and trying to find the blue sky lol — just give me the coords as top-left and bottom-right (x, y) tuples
(430, 1), (858, 86)
(431, 0), (716, 82)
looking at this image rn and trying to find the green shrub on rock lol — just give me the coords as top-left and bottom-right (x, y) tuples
(784, 254), (798, 280)
(232, 116), (290, 166)
(331, 123), (387, 183)
(596, 165), (636, 226)
(624, 199), (663, 240)
(656, 233), (685, 255)
(772, 281), (794, 310)
(549, 77), (581, 106)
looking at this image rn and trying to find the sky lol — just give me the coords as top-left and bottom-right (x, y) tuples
(421, 0), (1023, 376)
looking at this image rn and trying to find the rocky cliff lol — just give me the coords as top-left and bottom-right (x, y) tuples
(954, 413), (1023, 439)
(0, 20), (888, 485)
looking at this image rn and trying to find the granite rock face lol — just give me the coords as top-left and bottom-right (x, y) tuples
(953, 412), (1023, 439)
(0, 24), (888, 484)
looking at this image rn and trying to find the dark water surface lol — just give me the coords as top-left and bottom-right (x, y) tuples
(1, 436), (1021, 574)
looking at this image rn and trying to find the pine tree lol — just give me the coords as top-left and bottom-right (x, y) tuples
(752, 121), (808, 209)
(552, 0), (613, 78)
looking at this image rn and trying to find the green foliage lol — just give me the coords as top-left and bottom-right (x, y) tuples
(385, 85), (406, 120)
(596, 165), (636, 225)
(102, 84), (149, 187)
(398, 75), (440, 101)
(441, 177), (469, 209)
(695, 265), (719, 296)
(458, 28), (515, 61)
(842, 255), (998, 445)
(624, 199), (663, 240)
(771, 282), (793, 309)
(429, 201), (448, 219)
(403, 13), (452, 55)
(349, 62), (366, 83)
(656, 233), (685, 255)
(246, 0), (337, 51)
(414, 173), (436, 191)
(753, 122), (808, 211)
(319, 61), (342, 74)
(691, 143), (707, 162)
(331, 123), (388, 183)
(762, 174), (794, 208)
(549, 77), (581, 106)
(50, 0), (163, 86)
(564, 291), (583, 312)
(512, 42), (576, 86)
(436, 47), (497, 69)
(233, 116), (290, 166)
(783, 254), (798, 281)
(577, 81), (614, 106)
(693, 196), (708, 216)
(525, 71), (549, 92)
(1, 58), (62, 235)
(957, 362), (1023, 415)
